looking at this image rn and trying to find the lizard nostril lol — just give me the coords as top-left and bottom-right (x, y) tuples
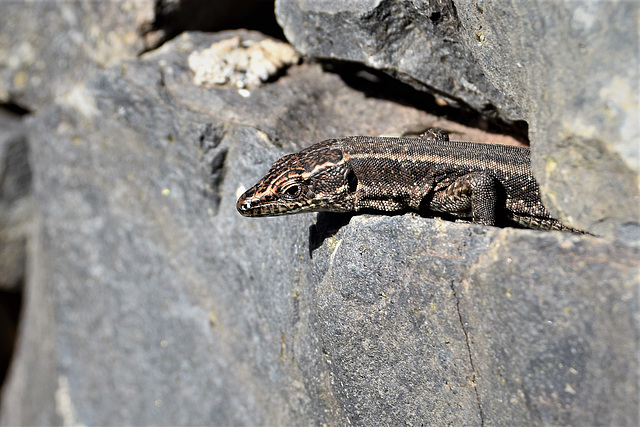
(236, 196), (252, 215)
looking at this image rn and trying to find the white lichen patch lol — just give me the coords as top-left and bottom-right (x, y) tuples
(188, 36), (300, 90)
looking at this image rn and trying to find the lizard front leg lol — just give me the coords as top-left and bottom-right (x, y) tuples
(429, 172), (500, 225)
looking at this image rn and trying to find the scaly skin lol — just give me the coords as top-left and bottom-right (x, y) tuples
(237, 133), (584, 232)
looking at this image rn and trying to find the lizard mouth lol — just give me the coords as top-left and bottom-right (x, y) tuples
(236, 193), (304, 217)
(236, 195), (265, 216)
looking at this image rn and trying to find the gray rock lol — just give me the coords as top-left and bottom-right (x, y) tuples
(455, 1), (640, 242)
(275, 0), (521, 119)
(310, 216), (638, 425)
(459, 232), (638, 425)
(0, 0), (275, 110)
(0, 0), (155, 109)
(1, 30), (637, 426)
(275, 0), (640, 241)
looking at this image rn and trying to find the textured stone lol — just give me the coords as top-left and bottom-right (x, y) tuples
(188, 36), (299, 89)
(0, 0), (276, 110)
(275, 0), (520, 119)
(459, 232), (638, 425)
(1, 30), (637, 425)
(455, 1), (640, 241)
(309, 216), (638, 425)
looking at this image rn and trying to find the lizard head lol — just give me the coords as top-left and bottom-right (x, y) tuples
(237, 140), (358, 217)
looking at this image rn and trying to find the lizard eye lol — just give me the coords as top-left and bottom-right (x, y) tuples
(282, 184), (301, 198)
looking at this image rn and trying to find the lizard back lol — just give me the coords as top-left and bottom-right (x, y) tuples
(340, 136), (549, 219)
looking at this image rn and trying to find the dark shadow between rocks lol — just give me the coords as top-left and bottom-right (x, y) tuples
(321, 61), (530, 144)
(146, 0), (286, 52)
(308, 212), (354, 257)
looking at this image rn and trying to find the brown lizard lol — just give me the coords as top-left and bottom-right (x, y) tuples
(236, 131), (583, 232)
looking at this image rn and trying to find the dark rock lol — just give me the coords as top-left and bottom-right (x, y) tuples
(275, 0), (520, 119)
(154, 0), (278, 42)
(459, 232), (638, 425)
(0, 30), (637, 425)
(310, 217), (638, 425)
(0, 110), (31, 291)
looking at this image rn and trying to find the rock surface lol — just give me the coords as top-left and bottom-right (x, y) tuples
(0, 0), (154, 109)
(275, 0), (521, 119)
(275, 0), (640, 241)
(0, 29), (637, 426)
(0, 0), (276, 110)
(456, 1), (640, 242)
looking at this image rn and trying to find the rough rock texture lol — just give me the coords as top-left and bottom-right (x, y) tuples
(455, 1), (640, 243)
(0, 0), (276, 110)
(188, 36), (300, 89)
(275, 0), (640, 241)
(275, 0), (523, 121)
(1, 30), (637, 426)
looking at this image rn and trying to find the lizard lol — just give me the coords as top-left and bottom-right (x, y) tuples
(236, 130), (583, 232)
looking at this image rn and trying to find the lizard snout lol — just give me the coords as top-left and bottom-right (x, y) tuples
(236, 186), (277, 217)
(236, 191), (256, 216)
